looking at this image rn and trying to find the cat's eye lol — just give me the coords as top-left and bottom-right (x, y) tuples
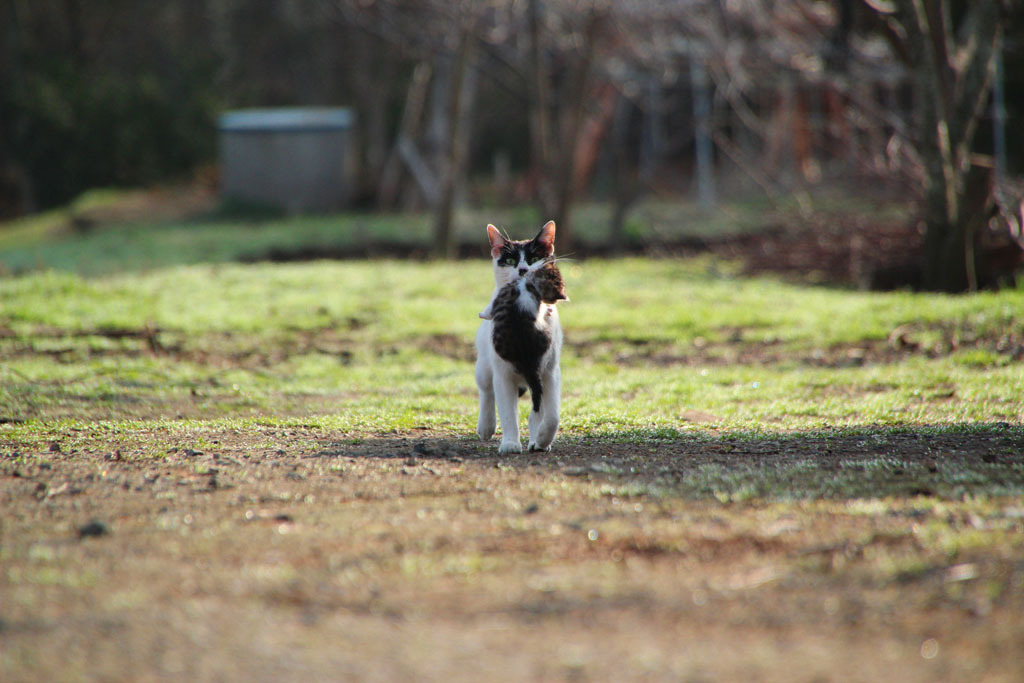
(501, 256), (517, 266)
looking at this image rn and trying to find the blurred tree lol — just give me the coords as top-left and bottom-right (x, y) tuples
(433, 16), (479, 258)
(860, 0), (1017, 291)
(1, 0), (1021, 286)
(629, 0), (1022, 290)
(526, 0), (611, 253)
(0, 0), (221, 211)
(330, 0), (481, 255)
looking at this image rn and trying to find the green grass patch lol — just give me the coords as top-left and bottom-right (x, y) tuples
(1, 188), (914, 276)
(2, 259), (1022, 434)
(2, 256), (1021, 500)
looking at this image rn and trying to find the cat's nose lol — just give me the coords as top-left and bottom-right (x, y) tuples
(518, 267), (528, 276)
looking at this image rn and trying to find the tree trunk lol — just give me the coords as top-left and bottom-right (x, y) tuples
(922, 162), (995, 292)
(433, 26), (476, 258)
(527, 0), (555, 221)
(892, 0), (1003, 291)
(527, 1), (605, 254)
(609, 93), (636, 250)
(378, 61), (432, 210)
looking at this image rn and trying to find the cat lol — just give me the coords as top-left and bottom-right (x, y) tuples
(475, 221), (565, 454)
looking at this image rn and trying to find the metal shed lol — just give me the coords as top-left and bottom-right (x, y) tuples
(218, 107), (355, 214)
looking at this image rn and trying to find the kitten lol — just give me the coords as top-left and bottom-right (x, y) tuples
(527, 260), (568, 304)
(489, 259), (567, 413)
(475, 221), (564, 454)
(479, 258), (567, 318)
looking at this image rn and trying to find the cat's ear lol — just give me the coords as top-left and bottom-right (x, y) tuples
(535, 220), (556, 256)
(487, 224), (505, 258)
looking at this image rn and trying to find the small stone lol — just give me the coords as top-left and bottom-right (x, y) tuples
(77, 520), (110, 538)
(48, 441), (61, 453)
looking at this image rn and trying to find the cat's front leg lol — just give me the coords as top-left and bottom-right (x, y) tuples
(476, 372), (496, 441)
(493, 368), (522, 454)
(475, 326), (496, 440)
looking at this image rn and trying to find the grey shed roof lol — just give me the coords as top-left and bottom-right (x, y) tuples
(218, 107), (354, 133)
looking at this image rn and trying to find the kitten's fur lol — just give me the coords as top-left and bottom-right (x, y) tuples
(527, 261), (568, 305)
(490, 260), (566, 413)
(475, 221), (564, 454)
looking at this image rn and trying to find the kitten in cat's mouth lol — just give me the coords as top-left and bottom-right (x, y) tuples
(479, 258), (567, 320)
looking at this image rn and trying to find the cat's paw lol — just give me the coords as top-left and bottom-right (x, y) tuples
(498, 440), (523, 455)
(477, 414), (496, 441)
(528, 441), (551, 453)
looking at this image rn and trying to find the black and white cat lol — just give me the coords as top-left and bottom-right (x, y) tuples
(475, 221), (565, 454)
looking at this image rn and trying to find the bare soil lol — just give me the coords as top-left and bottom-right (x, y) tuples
(3, 425), (1023, 681)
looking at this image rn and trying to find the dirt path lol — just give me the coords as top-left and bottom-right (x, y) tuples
(3, 426), (1023, 681)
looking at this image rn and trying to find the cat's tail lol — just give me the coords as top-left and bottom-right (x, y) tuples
(526, 370), (544, 413)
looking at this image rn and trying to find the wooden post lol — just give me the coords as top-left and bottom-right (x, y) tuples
(690, 57), (715, 209)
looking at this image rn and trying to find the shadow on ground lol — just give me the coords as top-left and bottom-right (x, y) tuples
(311, 422), (1024, 502)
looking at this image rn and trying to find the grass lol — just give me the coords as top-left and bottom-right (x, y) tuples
(2, 223), (1024, 679)
(2, 258), (1021, 439)
(2, 255), (1023, 515)
(0, 185), (911, 275)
